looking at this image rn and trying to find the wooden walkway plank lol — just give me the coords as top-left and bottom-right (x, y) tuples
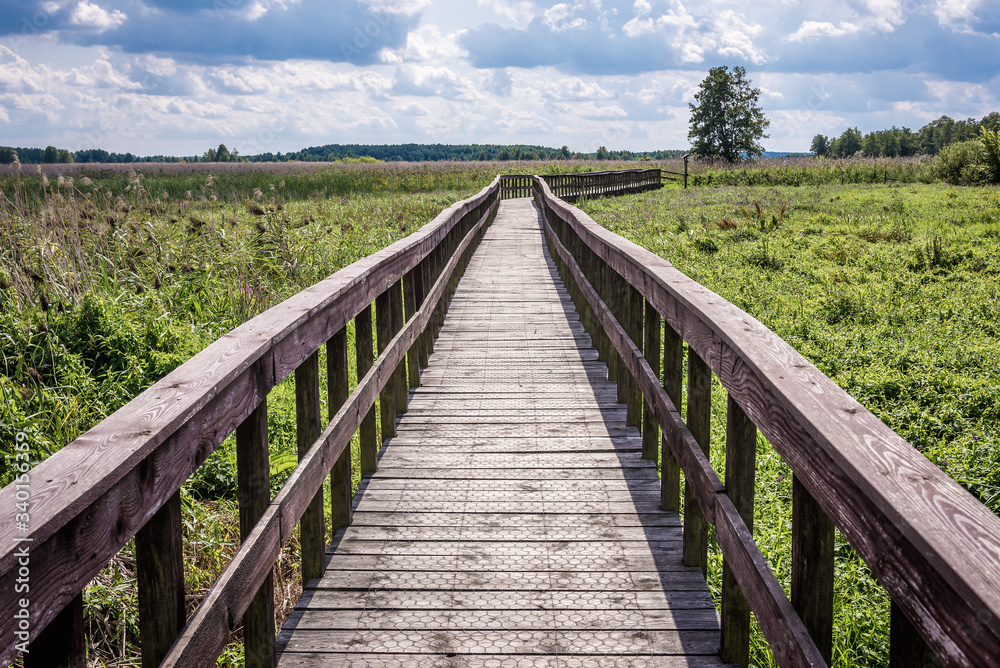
(278, 199), (730, 667)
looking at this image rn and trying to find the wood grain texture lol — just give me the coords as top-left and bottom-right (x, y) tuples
(389, 279), (408, 414)
(403, 270), (421, 391)
(533, 175), (1000, 667)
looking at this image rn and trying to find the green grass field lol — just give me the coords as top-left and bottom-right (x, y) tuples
(577, 180), (1000, 666)
(2, 160), (997, 666)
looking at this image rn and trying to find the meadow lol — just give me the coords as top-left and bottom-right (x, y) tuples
(578, 179), (1000, 666)
(1, 158), (997, 666)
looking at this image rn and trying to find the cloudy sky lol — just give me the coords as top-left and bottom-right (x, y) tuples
(0, 0), (997, 156)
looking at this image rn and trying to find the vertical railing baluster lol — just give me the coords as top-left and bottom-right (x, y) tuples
(404, 270), (421, 390)
(355, 304), (377, 474)
(626, 285), (643, 428)
(24, 594), (85, 668)
(721, 395), (757, 667)
(296, 352), (324, 583)
(136, 490), (185, 668)
(328, 326), (352, 532)
(389, 279), (408, 414)
(684, 349), (711, 575)
(375, 290), (396, 442)
(792, 476), (835, 664)
(890, 602), (941, 668)
(237, 401), (275, 668)
(661, 321), (683, 512)
(642, 301), (660, 461)
(414, 261), (430, 367)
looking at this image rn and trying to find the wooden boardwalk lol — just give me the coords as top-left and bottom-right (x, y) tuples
(277, 199), (730, 667)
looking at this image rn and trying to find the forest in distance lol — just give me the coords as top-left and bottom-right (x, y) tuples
(2, 111), (997, 166)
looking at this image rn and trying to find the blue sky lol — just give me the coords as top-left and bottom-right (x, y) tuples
(0, 0), (997, 155)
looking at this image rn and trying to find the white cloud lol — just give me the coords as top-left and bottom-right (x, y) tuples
(713, 10), (767, 65)
(70, 2), (127, 31)
(382, 24), (467, 63)
(788, 20), (860, 42)
(361, 0), (432, 15)
(622, 17), (654, 37)
(543, 4), (589, 31)
(477, 0), (537, 28)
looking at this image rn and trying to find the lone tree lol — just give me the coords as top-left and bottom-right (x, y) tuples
(688, 66), (770, 163)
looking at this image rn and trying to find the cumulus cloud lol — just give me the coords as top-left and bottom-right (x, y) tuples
(70, 2), (126, 30)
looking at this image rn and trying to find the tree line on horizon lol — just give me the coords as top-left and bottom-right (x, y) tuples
(0, 142), (686, 165)
(811, 113), (1000, 159)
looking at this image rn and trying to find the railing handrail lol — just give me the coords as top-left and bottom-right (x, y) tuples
(531, 174), (1000, 667)
(0, 176), (503, 666)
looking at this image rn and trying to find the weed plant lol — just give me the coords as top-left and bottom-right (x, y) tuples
(579, 182), (1000, 667)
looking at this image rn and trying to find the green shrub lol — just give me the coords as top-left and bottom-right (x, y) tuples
(981, 126), (1000, 184)
(932, 139), (989, 185)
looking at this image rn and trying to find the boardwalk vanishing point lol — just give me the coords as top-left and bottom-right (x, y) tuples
(278, 198), (730, 667)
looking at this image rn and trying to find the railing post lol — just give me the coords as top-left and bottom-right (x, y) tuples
(626, 285), (643, 428)
(375, 289), (396, 442)
(721, 395), (757, 667)
(135, 490), (185, 668)
(403, 270), (421, 390)
(296, 351), (325, 583)
(642, 301), (660, 461)
(328, 326), (352, 532)
(792, 475), (835, 665)
(355, 304), (378, 474)
(236, 401), (275, 668)
(684, 349), (711, 575)
(414, 262), (430, 366)
(890, 602), (942, 668)
(24, 593), (85, 668)
(389, 279), (408, 414)
(613, 273), (629, 405)
(661, 321), (682, 512)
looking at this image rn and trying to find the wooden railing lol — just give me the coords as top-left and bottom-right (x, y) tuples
(532, 174), (1000, 667)
(0, 178), (502, 668)
(0, 170), (665, 668)
(543, 169), (662, 200)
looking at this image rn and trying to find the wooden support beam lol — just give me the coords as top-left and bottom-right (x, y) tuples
(135, 490), (185, 668)
(721, 394), (757, 668)
(642, 301), (660, 461)
(684, 349), (711, 576)
(24, 593), (85, 668)
(661, 321), (683, 512)
(237, 401), (275, 668)
(327, 327), (351, 533)
(354, 304), (377, 474)
(389, 279), (408, 414)
(296, 352), (324, 583)
(626, 284), (644, 428)
(375, 290), (396, 442)
(403, 270), (421, 390)
(414, 261), (430, 366)
(791, 475), (836, 666)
